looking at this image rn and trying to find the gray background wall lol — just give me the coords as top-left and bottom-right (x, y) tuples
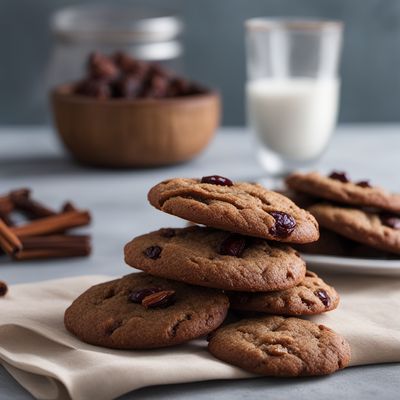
(1, 0), (400, 126)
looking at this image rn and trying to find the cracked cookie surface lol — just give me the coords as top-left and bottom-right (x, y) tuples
(309, 203), (400, 254)
(229, 271), (339, 315)
(64, 272), (229, 349)
(124, 226), (306, 292)
(148, 178), (319, 243)
(286, 171), (400, 212)
(208, 316), (351, 376)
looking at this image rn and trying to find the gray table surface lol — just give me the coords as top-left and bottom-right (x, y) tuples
(1, 125), (400, 399)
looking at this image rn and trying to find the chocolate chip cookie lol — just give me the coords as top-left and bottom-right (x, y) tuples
(229, 271), (339, 315)
(309, 203), (400, 254)
(64, 272), (229, 349)
(148, 177), (319, 243)
(208, 316), (351, 376)
(286, 171), (400, 212)
(124, 226), (306, 292)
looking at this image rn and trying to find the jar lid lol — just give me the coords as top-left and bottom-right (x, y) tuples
(51, 4), (183, 43)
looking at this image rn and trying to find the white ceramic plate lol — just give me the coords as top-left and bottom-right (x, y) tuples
(302, 254), (400, 276)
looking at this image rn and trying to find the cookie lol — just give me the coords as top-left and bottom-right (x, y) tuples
(276, 189), (319, 210)
(286, 171), (400, 212)
(293, 228), (350, 256)
(64, 272), (229, 349)
(148, 177), (319, 243)
(229, 271), (339, 315)
(295, 228), (396, 259)
(208, 316), (351, 376)
(308, 203), (400, 254)
(124, 226), (306, 292)
(348, 243), (398, 259)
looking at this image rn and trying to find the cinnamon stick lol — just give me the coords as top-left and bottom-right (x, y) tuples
(11, 210), (91, 238)
(14, 247), (90, 261)
(0, 188), (92, 261)
(0, 209), (14, 226)
(10, 188), (56, 219)
(21, 234), (91, 251)
(0, 218), (23, 255)
(9, 188), (30, 198)
(0, 195), (13, 214)
(61, 201), (78, 213)
(14, 235), (91, 260)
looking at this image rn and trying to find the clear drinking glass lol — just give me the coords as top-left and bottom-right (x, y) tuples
(245, 18), (343, 177)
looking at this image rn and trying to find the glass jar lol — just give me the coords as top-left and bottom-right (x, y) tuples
(46, 4), (183, 88)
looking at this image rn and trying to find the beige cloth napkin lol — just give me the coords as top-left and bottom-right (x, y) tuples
(1, 272), (400, 400)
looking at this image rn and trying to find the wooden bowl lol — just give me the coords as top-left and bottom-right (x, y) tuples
(51, 85), (220, 167)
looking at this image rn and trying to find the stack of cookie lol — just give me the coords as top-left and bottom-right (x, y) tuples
(286, 171), (400, 257)
(65, 175), (351, 378)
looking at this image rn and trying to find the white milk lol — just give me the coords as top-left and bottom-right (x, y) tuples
(247, 78), (339, 161)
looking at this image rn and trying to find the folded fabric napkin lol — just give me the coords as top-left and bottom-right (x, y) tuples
(1, 272), (400, 400)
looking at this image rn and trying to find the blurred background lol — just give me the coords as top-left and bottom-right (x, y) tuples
(1, 0), (400, 126)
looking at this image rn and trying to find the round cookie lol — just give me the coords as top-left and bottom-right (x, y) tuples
(64, 273), (229, 349)
(124, 226), (306, 292)
(276, 189), (319, 210)
(293, 228), (350, 256)
(286, 171), (400, 212)
(208, 316), (351, 376)
(148, 177), (319, 243)
(309, 203), (400, 254)
(295, 228), (394, 259)
(229, 271), (339, 315)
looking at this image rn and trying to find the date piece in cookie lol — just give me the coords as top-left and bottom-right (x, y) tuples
(229, 271), (339, 315)
(208, 316), (351, 376)
(286, 171), (400, 212)
(64, 272), (229, 349)
(309, 204), (400, 255)
(148, 177), (319, 243)
(124, 226), (306, 292)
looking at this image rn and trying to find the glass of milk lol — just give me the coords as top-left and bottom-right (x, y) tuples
(246, 18), (343, 176)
